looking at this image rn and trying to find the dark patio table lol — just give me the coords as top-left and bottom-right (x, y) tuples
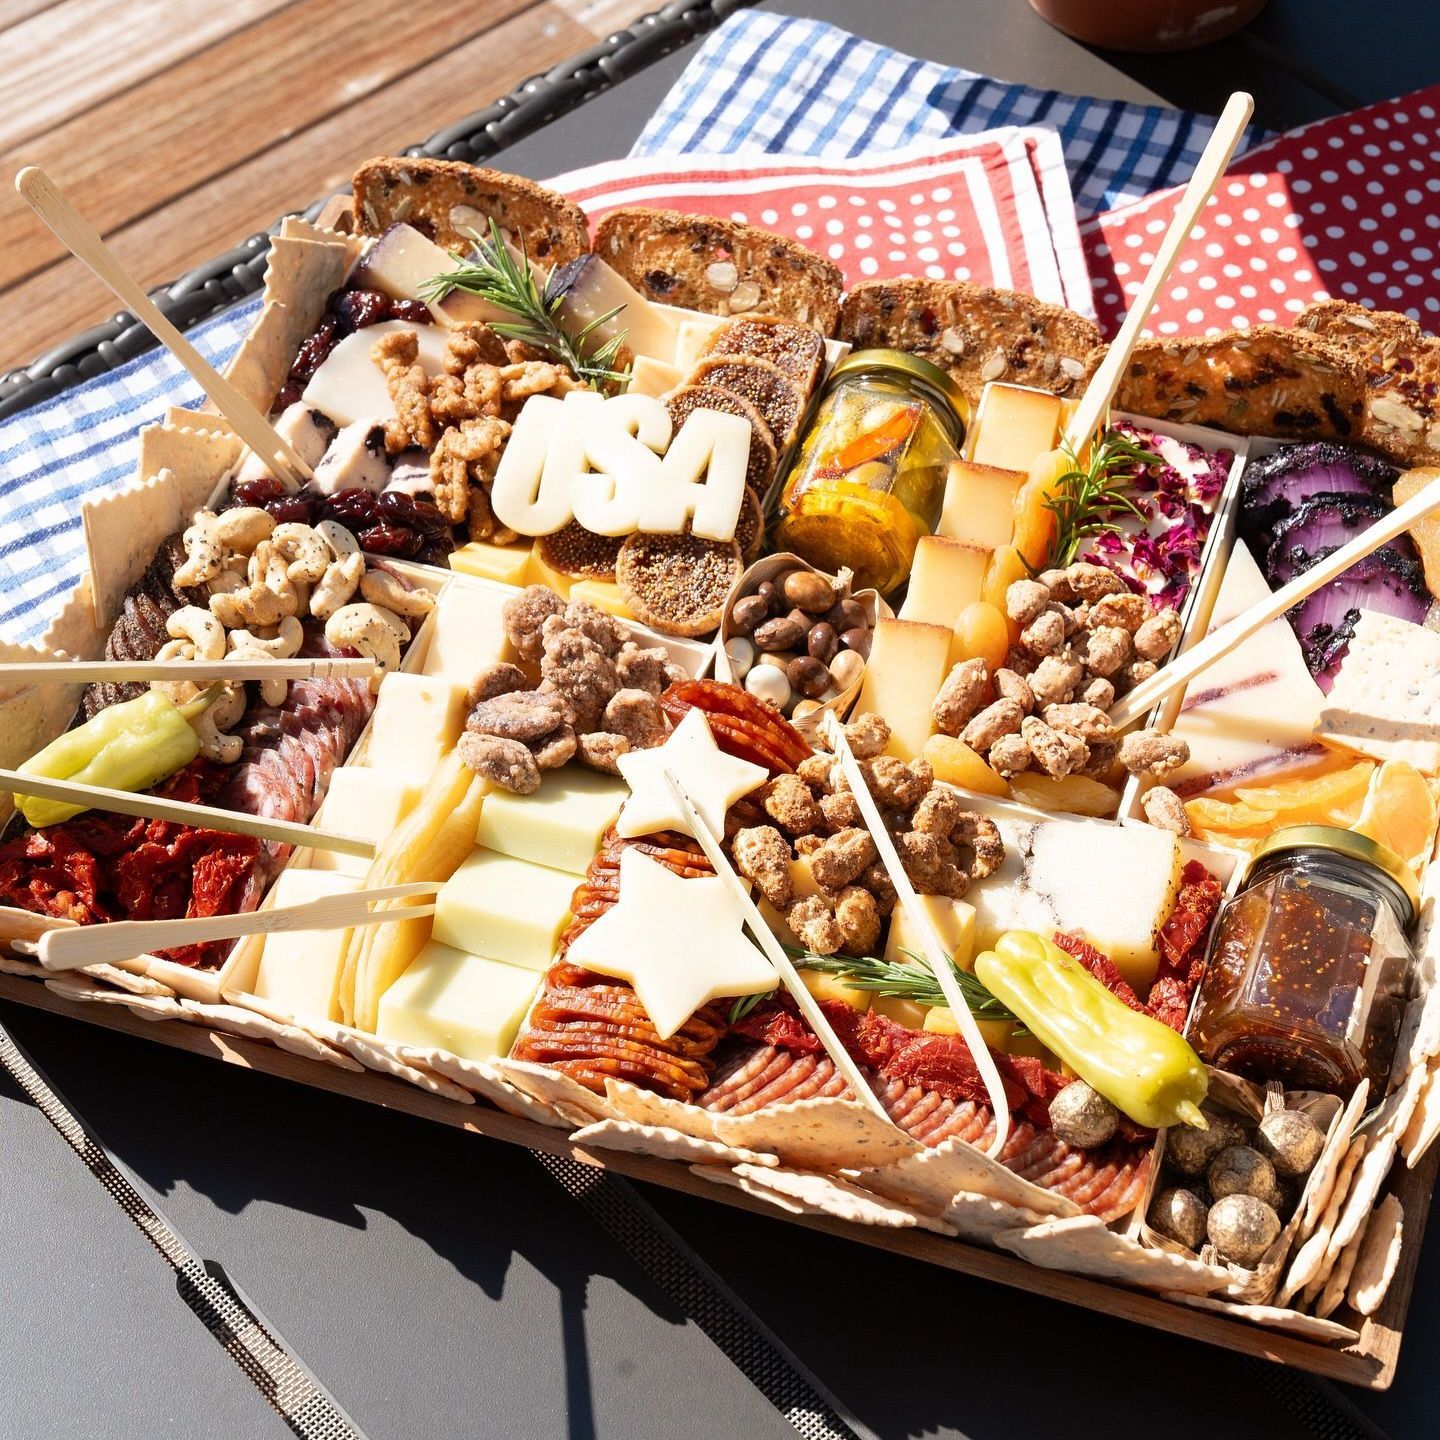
(3, 2), (1435, 1436)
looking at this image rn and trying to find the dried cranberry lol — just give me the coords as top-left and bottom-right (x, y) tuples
(377, 490), (448, 535)
(232, 476), (286, 507)
(388, 298), (431, 325)
(264, 496), (315, 524)
(332, 288), (391, 335)
(358, 523), (422, 557)
(319, 489), (380, 525)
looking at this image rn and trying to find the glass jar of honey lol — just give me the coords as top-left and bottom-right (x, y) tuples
(772, 350), (967, 596)
(1189, 826), (1418, 1095)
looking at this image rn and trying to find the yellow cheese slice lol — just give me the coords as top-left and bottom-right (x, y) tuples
(852, 619), (953, 761)
(421, 579), (514, 682)
(310, 768), (420, 877)
(474, 767), (625, 875)
(251, 870), (360, 1022)
(363, 673), (467, 788)
(937, 461), (1023, 550)
(433, 848), (576, 972)
(969, 383), (1062, 473)
(898, 535), (990, 628)
(449, 538), (534, 587)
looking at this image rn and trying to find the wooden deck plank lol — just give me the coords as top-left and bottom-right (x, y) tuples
(0, 0), (297, 151)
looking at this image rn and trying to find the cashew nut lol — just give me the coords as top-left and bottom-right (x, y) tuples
(173, 511), (222, 588)
(316, 519), (361, 560)
(212, 507), (276, 555)
(227, 615), (303, 659)
(325, 602), (402, 687)
(359, 567), (436, 618)
(310, 552), (365, 620)
(166, 605), (226, 661)
(271, 523), (331, 584)
(210, 584), (284, 629)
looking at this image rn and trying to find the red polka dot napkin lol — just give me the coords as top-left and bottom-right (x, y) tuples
(549, 130), (1095, 315)
(1084, 86), (1440, 338)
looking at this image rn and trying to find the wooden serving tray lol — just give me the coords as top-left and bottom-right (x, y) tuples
(2, 970), (1428, 1390)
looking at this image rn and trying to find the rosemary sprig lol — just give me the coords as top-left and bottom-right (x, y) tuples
(420, 220), (630, 390)
(1041, 430), (1157, 570)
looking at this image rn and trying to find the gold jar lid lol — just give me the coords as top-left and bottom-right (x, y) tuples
(826, 349), (970, 441)
(1248, 824), (1420, 922)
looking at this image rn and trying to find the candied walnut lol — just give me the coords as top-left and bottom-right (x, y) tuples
(615, 641), (672, 696)
(1124, 659), (1159, 688)
(1064, 562), (1125, 602)
(1020, 716), (1085, 779)
(862, 755), (931, 811)
(457, 730), (540, 794)
(1119, 728), (1190, 779)
(819, 789), (862, 833)
(810, 827), (877, 891)
(992, 667), (1034, 713)
(1043, 702), (1117, 746)
(932, 657), (989, 736)
(431, 415), (513, 532)
(834, 885), (881, 956)
(503, 584), (566, 662)
(988, 732), (1033, 779)
(1020, 608), (1066, 657)
(531, 723), (577, 770)
(796, 752), (837, 794)
(373, 330), (440, 452)
(960, 698), (1025, 754)
(1080, 676), (1115, 711)
(602, 689), (668, 749)
(762, 774), (824, 835)
(733, 825), (795, 908)
(541, 616), (620, 732)
(576, 731), (631, 775)
(465, 661), (529, 706)
(1088, 592), (1148, 633)
(1077, 624), (1131, 678)
(895, 830), (968, 899)
(911, 787), (967, 839)
(951, 812), (1004, 880)
(468, 688), (571, 741)
(1005, 579), (1051, 626)
(1134, 609), (1182, 662)
(1141, 785), (1191, 836)
(844, 711), (891, 760)
(788, 896), (843, 955)
(564, 599), (628, 657)
(1028, 653), (1081, 709)
(860, 862), (897, 918)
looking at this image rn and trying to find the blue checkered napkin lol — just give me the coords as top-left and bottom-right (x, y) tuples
(632, 10), (1269, 219)
(0, 299), (260, 645)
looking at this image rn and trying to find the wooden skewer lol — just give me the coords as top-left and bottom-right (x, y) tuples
(0, 767), (375, 858)
(1110, 469), (1440, 728)
(15, 166), (313, 487)
(1061, 91), (1254, 454)
(0, 657), (376, 685)
(31, 881), (439, 971)
(662, 768), (896, 1126)
(820, 712), (1011, 1158)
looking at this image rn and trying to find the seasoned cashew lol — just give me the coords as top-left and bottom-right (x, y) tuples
(173, 510), (222, 588)
(212, 507), (275, 555)
(271, 523), (330, 584)
(325, 602), (402, 688)
(166, 605), (226, 661)
(227, 615), (303, 658)
(310, 552), (365, 620)
(316, 519), (361, 560)
(359, 567), (435, 618)
(207, 568), (245, 597)
(210, 584), (284, 629)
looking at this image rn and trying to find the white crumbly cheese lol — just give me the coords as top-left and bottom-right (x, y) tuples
(1318, 610), (1440, 773)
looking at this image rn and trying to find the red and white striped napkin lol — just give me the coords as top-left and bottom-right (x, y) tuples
(549, 130), (1094, 316)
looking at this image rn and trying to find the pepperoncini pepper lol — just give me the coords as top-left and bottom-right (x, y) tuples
(973, 931), (1209, 1130)
(16, 684), (221, 827)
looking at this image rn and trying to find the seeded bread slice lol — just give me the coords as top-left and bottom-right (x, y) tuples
(352, 157), (589, 266)
(838, 279), (1100, 412)
(1297, 300), (1440, 466)
(1110, 326), (1368, 444)
(592, 209), (843, 333)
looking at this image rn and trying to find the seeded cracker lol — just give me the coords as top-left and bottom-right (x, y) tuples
(616, 531), (742, 637)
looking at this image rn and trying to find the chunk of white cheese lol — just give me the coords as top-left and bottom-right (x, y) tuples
(311, 419), (393, 497)
(475, 768), (625, 875)
(420, 579), (513, 683)
(433, 849), (577, 971)
(302, 320), (451, 427)
(251, 870), (360, 1022)
(311, 768), (420, 876)
(362, 673), (467, 787)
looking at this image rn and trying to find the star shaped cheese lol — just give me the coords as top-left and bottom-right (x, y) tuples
(566, 846), (777, 1038)
(615, 706), (767, 841)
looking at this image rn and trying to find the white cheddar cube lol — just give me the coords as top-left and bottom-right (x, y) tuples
(899, 535), (990, 628)
(852, 619), (953, 761)
(474, 768), (625, 875)
(433, 849), (576, 971)
(376, 940), (540, 1062)
(363, 673), (467, 787)
(311, 768), (420, 876)
(251, 870), (359, 1022)
(883, 895), (977, 971)
(421, 580), (513, 682)
(937, 461), (1023, 549)
(969, 383), (1062, 473)
(449, 538), (533, 587)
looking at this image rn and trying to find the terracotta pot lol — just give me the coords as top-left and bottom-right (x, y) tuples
(1028, 0), (1268, 52)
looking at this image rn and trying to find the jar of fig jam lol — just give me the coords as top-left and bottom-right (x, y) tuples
(1190, 826), (1418, 1095)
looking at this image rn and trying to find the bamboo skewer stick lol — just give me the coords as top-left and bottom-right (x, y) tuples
(15, 166), (313, 487)
(0, 657), (376, 685)
(662, 769), (897, 1126)
(27, 882), (440, 971)
(0, 767), (375, 858)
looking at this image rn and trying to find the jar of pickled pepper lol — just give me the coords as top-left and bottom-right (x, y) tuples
(772, 350), (967, 595)
(1189, 826), (1418, 1095)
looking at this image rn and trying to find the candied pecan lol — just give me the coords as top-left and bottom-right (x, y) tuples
(960, 698), (1025, 754)
(1133, 609), (1182, 662)
(1088, 592), (1148, 633)
(1020, 716), (1084, 779)
(1080, 676), (1115, 711)
(1077, 625), (1131, 678)
(988, 732), (1033, 779)
(1020, 608), (1066, 657)
(1042, 703), (1116, 746)
(844, 711), (891, 760)
(862, 755), (931, 811)
(531, 723), (578, 770)
(577, 731), (631, 775)
(809, 827), (877, 891)
(1119, 728), (1190, 779)
(787, 896), (842, 955)
(733, 825), (794, 909)
(1064, 562), (1125, 602)
(761, 774), (824, 836)
(466, 661), (529, 706)
(834, 885), (881, 956)
(602, 689), (668, 749)
(565, 599), (628, 657)
(1141, 784), (1191, 835)
(992, 667), (1034, 713)
(615, 642), (672, 696)
(860, 862), (897, 918)
(1005, 579), (1051, 626)
(796, 752), (837, 794)
(1029, 653), (1082, 708)
(541, 617), (620, 733)
(458, 730), (540, 794)
(932, 657), (989, 736)
(468, 689), (571, 741)
(819, 789), (862, 833)
(503, 584), (566, 662)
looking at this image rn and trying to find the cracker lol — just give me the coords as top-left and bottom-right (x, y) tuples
(570, 1119), (778, 1169)
(724, 1163), (957, 1234)
(180, 1000), (364, 1074)
(615, 530), (743, 637)
(392, 1046), (575, 1128)
(1348, 1192), (1404, 1316)
(491, 1057), (620, 1124)
(602, 1077), (720, 1140)
(1281, 1134), (1366, 1306)
(709, 1095), (920, 1172)
(1165, 1291), (1359, 1345)
(853, 1134), (1080, 1219)
(996, 1214), (1230, 1295)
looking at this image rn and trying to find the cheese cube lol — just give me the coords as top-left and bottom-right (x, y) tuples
(376, 939), (540, 1061)
(567, 579), (635, 621)
(475, 768), (625, 874)
(449, 538), (534, 587)
(968, 383), (1062, 473)
(525, 542), (575, 598)
(363, 673), (467, 787)
(433, 849), (576, 971)
(251, 870), (360, 1022)
(421, 580), (513, 682)
(852, 619), (953, 761)
(883, 895), (977, 971)
(937, 461), (1023, 549)
(899, 535), (990, 628)
(311, 768), (420, 876)
(629, 355), (683, 399)
(797, 967), (873, 1013)
(923, 1006), (1013, 1051)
